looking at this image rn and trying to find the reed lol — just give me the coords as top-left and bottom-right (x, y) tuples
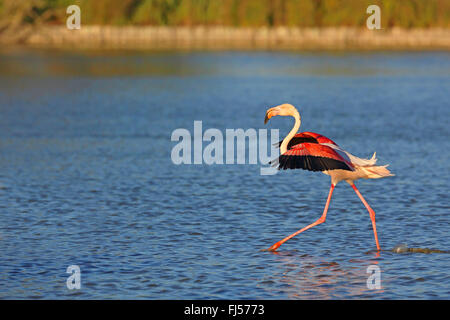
(1, 0), (449, 28)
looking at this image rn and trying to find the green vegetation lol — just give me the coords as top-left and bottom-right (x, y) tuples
(1, 0), (449, 28)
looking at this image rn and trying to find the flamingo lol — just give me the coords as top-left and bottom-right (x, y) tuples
(263, 103), (393, 252)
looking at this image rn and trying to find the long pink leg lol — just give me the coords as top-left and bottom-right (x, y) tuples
(351, 184), (381, 251)
(265, 184), (335, 252)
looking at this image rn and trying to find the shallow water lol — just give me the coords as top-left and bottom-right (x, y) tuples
(0, 50), (449, 299)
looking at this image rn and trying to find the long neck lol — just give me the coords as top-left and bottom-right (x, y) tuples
(280, 112), (301, 154)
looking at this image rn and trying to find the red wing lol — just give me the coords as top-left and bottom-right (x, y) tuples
(276, 131), (339, 150)
(287, 143), (347, 161)
(272, 143), (354, 172)
(298, 132), (339, 146)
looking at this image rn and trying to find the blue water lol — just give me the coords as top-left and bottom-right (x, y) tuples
(0, 50), (449, 299)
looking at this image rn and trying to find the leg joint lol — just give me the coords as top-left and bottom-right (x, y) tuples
(317, 216), (326, 224)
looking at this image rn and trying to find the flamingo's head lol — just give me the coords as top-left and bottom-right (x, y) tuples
(264, 103), (299, 124)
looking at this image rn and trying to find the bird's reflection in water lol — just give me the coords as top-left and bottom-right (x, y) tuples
(258, 250), (384, 299)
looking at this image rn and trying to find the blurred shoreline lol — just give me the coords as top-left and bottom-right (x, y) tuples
(1, 26), (449, 51)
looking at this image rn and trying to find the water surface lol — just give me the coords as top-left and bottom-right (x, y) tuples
(0, 50), (449, 299)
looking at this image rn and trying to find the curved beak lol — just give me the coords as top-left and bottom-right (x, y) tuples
(264, 107), (279, 124)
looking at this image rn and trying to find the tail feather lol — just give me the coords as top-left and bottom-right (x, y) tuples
(361, 164), (394, 179)
(344, 151), (378, 167)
